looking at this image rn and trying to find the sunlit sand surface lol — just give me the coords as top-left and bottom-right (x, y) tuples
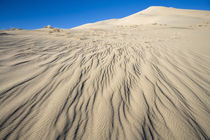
(0, 6), (210, 140)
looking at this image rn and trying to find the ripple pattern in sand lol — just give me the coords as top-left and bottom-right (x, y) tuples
(0, 29), (210, 140)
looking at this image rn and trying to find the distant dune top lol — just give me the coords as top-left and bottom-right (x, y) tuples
(74, 6), (210, 29)
(132, 6), (210, 16)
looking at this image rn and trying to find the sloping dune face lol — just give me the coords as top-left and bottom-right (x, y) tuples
(0, 7), (210, 140)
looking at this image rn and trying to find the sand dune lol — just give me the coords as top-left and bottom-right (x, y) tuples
(0, 6), (210, 140)
(75, 6), (210, 29)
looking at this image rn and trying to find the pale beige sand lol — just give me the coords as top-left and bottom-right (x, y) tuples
(0, 6), (210, 140)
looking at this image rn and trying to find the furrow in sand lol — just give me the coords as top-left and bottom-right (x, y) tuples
(0, 23), (210, 140)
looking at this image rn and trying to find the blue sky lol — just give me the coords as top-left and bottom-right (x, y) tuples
(0, 0), (210, 29)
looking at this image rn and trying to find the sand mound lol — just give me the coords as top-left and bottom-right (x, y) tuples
(76, 6), (210, 29)
(0, 6), (210, 140)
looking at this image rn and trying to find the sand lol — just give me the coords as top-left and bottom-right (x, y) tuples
(0, 6), (210, 140)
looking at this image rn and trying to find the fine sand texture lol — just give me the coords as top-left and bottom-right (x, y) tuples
(0, 6), (210, 140)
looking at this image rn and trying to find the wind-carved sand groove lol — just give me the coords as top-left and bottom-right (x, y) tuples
(0, 6), (210, 140)
(0, 27), (209, 140)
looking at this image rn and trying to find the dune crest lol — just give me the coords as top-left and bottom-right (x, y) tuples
(0, 6), (210, 140)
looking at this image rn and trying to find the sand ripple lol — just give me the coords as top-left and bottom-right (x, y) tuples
(0, 27), (209, 140)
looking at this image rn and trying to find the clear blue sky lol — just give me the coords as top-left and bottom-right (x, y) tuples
(0, 0), (210, 29)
